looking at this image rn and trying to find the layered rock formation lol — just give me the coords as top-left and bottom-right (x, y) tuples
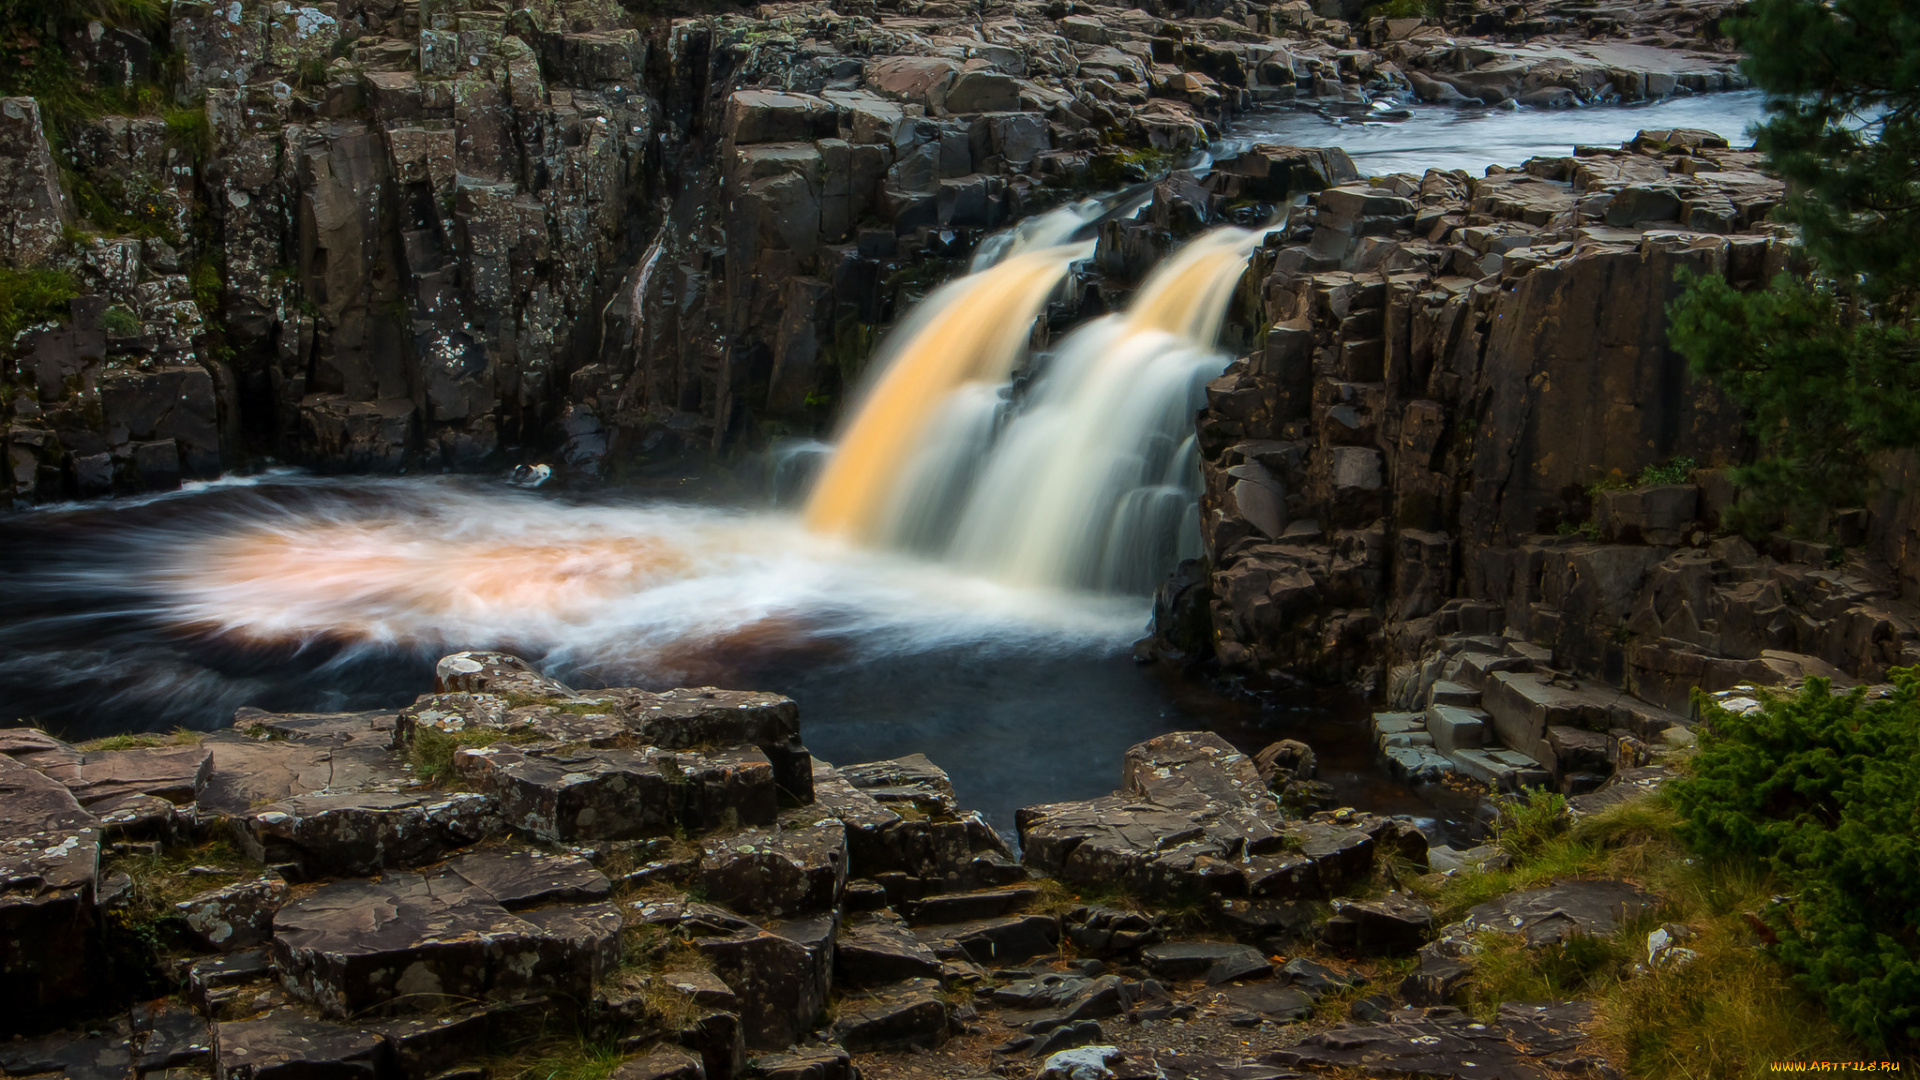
(3, 0), (1745, 503)
(1166, 124), (1920, 694)
(0, 648), (1663, 1076)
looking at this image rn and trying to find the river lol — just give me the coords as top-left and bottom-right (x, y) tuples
(0, 91), (1772, 836)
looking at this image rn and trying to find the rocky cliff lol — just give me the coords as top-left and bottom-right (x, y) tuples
(2, 0), (1744, 502)
(1173, 125), (1920, 723)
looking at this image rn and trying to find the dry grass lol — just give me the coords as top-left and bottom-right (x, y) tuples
(77, 728), (202, 752)
(1408, 790), (1868, 1077)
(407, 724), (547, 785)
(491, 1037), (629, 1080)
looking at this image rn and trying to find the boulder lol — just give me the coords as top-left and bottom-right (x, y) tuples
(727, 90), (837, 145)
(176, 872), (290, 951)
(694, 915), (834, 1049)
(828, 977), (949, 1052)
(454, 743), (775, 841)
(271, 873), (610, 1016)
(1322, 893), (1432, 956)
(699, 814), (847, 917)
(0, 755), (101, 1022)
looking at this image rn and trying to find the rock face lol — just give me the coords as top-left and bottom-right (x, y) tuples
(0, 754), (101, 1025)
(1162, 115), (1920, 735)
(2, 0), (1750, 504)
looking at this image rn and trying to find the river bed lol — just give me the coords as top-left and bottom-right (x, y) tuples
(1226, 89), (1768, 175)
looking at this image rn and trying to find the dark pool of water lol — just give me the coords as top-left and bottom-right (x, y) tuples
(0, 473), (1436, 836)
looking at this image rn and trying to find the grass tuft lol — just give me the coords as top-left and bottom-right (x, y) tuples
(78, 728), (201, 752)
(1408, 790), (1867, 1076)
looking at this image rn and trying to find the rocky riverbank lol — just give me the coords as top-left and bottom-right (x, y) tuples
(1146, 122), (1920, 797)
(2, 647), (1722, 1079)
(2, 0), (1751, 501)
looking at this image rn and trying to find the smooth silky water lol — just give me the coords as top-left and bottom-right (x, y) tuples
(0, 95), (1768, 834)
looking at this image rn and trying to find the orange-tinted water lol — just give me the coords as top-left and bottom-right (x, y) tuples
(802, 246), (1088, 541)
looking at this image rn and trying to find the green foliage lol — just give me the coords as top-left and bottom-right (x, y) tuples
(1585, 456), (1701, 496)
(1672, 674), (1920, 1054)
(1667, 0), (1920, 530)
(188, 257), (223, 315)
(1729, 0), (1920, 313)
(407, 723), (546, 785)
(1669, 270), (1920, 535)
(1362, 0), (1441, 18)
(1091, 144), (1177, 185)
(100, 304), (139, 336)
(77, 727), (197, 751)
(293, 56), (331, 89)
(1494, 785), (1570, 859)
(0, 267), (77, 350)
(164, 103), (212, 163)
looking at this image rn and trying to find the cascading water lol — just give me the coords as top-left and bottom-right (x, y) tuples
(807, 224), (1262, 594)
(800, 241), (1095, 541)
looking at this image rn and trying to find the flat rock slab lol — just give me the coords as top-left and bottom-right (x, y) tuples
(1263, 1001), (1605, 1079)
(232, 707), (396, 742)
(0, 1032), (133, 1080)
(1142, 941), (1270, 983)
(455, 743), (775, 841)
(271, 872), (613, 1017)
(915, 913), (1059, 966)
(835, 911), (945, 987)
(828, 977), (948, 1052)
(1219, 982), (1314, 1021)
(195, 731), (411, 816)
(905, 884), (1038, 925)
(60, 744), (213, 806)
(438, 849), (611, 909)
(234, 790), (500, 879)
(1464, 879), (1658, 946)
(214, 1015), (385, 1079)
(613, 1046), (708, 1080)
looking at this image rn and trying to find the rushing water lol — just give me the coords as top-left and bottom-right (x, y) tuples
(809, 221), (1261, 593)
(1227, 89), (1768, 175)
(0, 473), (1423, 830)
(0, 96), (1767, 833)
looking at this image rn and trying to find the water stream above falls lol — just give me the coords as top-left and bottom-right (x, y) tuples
(1225, 90), (1768, 175)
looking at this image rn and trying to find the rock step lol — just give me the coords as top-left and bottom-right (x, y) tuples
(903, 885), (1040, 926)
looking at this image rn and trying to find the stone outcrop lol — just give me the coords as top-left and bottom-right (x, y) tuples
(0, 648), (1677, 1073)
(1179, 128), (1797, 690)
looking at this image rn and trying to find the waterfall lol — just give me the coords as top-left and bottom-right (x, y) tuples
(804, 220), (1261, 595)
(802, 202), (1100, 541)
(944, 227), (1260, 593)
